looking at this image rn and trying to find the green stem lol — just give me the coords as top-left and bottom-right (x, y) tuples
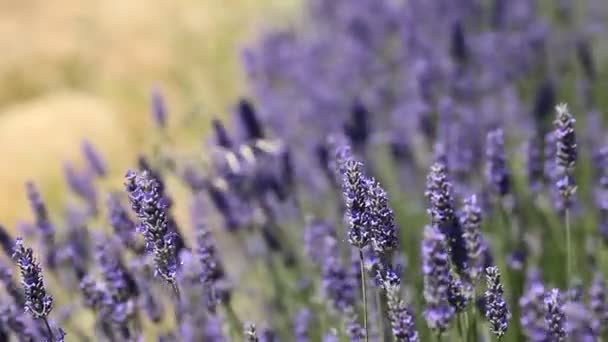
(565, 208), (572, 285)
(359, 249), (369, 342)
(42, 317), (54, 342)
(375, 290), (385, 342)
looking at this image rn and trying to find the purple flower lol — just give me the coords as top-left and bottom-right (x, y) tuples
(484, 266), (510, 338)
(341, 158), (371, 248)
(25, 182), (56, 268)
(589, 273), (608, 335)
(322, 255), (357, 312)
(425, 163), (456, 227)
(125, 170), (179, 284)
(0, 304), (38, 341)
(81, 140), (107, 177)
(384, 275), (419, 342)
(63, 163), (98, 215)
(526, 135), (544, 196)
(151, 86), (167, 129)
(519, 271), (546, 341)
(545, 288), (566, 342)
(447, 273), (472, 312)
(107, 193), (141, 251)
(554, 103), (577, 170)
(294, 308), (311, 342)
(12, 238), (53, 319)
(0, 262), (25, 307)
(94, 233), (139, 304)
(425, 163), (467, 274)
(238, 99), (264, 140)
(460, 194), (484, 281)
(485, 128), (511, 198)
(212, 119), (233, 149)
(0, 225), (15, 258)
(303, 218), (337, 265)
(367, 179), (398, 255)
(344, 101), (370, 149)
(421, 225), (454, 332)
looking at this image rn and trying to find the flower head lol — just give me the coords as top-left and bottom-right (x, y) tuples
(383, 274), (419, 342)
(485, 128), (511, 197)
(341, 158), (371, 248)
(484, 266), (510, 337)
(12, 238), (53, 319)
(554, 103), (577, 170)
(81, 140), (107, 177)
(545, 288), (566, 342)
(125, 170), (179, 283)
(460, 195), (484, 281)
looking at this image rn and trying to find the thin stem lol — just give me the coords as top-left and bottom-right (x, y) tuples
(42, 317), (54, 342)
(171, 280), (181, 301)
(359, 249), (369, 342)
(565, 208), (572, 284)
(224, 301), (243, 339)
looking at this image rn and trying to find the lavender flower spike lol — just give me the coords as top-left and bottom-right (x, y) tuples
(485, 128), (511, 197)
(460, 194), (484, 281)
(425, 163), (456, 227)
(81, 140), (107, 177)
(151, 85), (167, 129)
(125, 170), (179, 286)
(554, 103), (577, 170)
(589, 273), (608, 335)
(12, 238), (53, 319)
(484, 266), (510, 338)
(383, 272), (419, 342)
(341, 158), (370, 248)
(545, 289), (566, 342)
(368, 179), (398, 255)
(421, 225), (454, 332)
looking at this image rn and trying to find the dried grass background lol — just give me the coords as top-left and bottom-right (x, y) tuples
(0, 0), (298, 227)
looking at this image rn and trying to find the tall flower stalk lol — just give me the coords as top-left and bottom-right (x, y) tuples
(341, 157), (370, 342)
(12, 238), (55, 341)
(554, 103), (577, 283)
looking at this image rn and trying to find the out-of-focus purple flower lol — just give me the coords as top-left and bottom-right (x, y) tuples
(238, 99), (264, 141)
(383, 273), (419, 342)
(450, 20), (468, 65)
(125, 170), (179, 284)
(590, 273), (608, 335)
(322, 255), (357, 312)
(533, 79), (556, 123)
(63, 163), (98, 216)
(519, 270), (546, 341)
(303, 218), (337, 265)
(212, 119), (233, 149)
(447, 273), (472, 312)
(151, 86), (167, 129)
(12, 238), (53, 319)
(192, 193), (227, 312)
(0, 225), (14, 258)
(129, 259), (163, 324)
(344, 101), (370, 149)
(25, 182), (56, 268)
(294, 308), (311, 342)
(460, 194), (484, 281)
(485, 128), (511, 198)
(526, 135), (544, 196)
(484, 266), (510, 338)
(563, 300), (596, 341)
(94, 234), (139, 304)
(0, 304), (38, 342)
(106, 193), (142, 254)
(421, 225), (454, 332)
(425, 162), (468, 274)
(545, 288), (566, 342)
(577, 38), (596, 82)
(345, 308), (366, 342)
(81, 140), (107, 177)
(341, 158), (371, 248)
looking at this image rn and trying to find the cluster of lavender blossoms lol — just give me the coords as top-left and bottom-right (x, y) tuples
(3, 0), (608, 341)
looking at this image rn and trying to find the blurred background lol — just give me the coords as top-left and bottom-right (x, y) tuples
(0, 0), (298, 227)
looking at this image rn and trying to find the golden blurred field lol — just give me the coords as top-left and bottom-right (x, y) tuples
(0, 0), (298, 227)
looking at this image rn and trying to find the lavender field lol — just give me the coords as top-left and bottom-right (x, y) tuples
(2, 0), (608, 341)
